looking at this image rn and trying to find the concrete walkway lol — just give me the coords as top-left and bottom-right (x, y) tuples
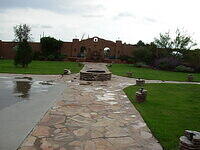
(0, 75), (66, 150)
(17, 63), (200, 150)
(17, 63), (162, 150)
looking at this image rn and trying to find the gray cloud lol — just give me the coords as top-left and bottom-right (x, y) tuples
(31, 24), (53, 29)
(0, 0), (58, 10)
(114, 12), (136, 20)
(67, 4), (105, 15)
(82, 14), (104, 18)
(41, 25), (53, 29)
(0, 0), (105, 15)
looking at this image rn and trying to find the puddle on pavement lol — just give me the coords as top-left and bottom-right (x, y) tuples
(0, 76), (55, 110)
(13, 80), (32, 98)
(113, 111), (121, 114)
(15, 76), (33, 80)
(13, 79), (54, 98)
(39, 81), (54, 85)
(105, 101), (118, 105)
(95, 91), (118, 105)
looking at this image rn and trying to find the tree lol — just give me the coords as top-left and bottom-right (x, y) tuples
(154, 32), (172, 49)
(40, 37), (63, 60)
(14, 40), (33, 67)
(13, 24), (32, 42)
(172, 29), (196, 50)
(154, 29), (196, 50)
(13, 24), (33, 67)
(136, 40), (146, 47)
(184, 49), (200, 72)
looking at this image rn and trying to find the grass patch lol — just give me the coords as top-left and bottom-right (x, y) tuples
(124, 83), (200, 150)
(0, 60), (83, 74)
(108, 64), (200, 82)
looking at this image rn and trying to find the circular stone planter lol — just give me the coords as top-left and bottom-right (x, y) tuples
(80, 70), (111, 81)
(136, 79), (145, 86)
(188, 74), (194, 82)
(135, 88), (147, 103)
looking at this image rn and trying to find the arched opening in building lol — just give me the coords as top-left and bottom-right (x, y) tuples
(79, 46), (87, 58)
(104, 47), (111, 59)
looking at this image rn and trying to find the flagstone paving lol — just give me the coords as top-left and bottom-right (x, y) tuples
(18, 63), (200, 150)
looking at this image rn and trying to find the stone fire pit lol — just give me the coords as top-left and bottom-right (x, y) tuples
(80, 65), (112, 81)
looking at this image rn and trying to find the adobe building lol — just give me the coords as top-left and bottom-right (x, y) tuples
(0, 37), (137, 62)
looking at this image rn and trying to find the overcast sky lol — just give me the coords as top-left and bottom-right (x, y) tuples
(0, 0), (200, 46)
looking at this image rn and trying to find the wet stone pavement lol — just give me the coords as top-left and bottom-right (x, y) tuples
(18, 63), (163, 150)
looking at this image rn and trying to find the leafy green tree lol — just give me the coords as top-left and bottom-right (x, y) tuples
(133, 42), (173, 66)
(40, 37), (63, 60)
(154, 32), (172, 49)
(154, 29), (196, 51)
(14, 40), (32, 67)
(13, 24), (33, 67)
(172, 29), (196, 50)
(184, 49), (200, 72)
(13, 24), (32, 42)
(136, 40), (146, 47)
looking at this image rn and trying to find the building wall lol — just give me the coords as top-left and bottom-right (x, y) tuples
(76, 37), (117, 60)
(0, 41), (17, 59)
(0, 37), (138, 60)
(60, 42), (72, 57)
(0, 40), (2, 58)
(0, 41), (41, 59)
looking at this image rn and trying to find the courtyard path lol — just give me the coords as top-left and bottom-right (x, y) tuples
(18, 63), (199, 150)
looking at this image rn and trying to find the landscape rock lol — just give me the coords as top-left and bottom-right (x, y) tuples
(180, 130), (200, 150)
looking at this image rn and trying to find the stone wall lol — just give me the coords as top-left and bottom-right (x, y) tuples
(0, 41), (41, 59)
(0, 37), (138, 61)
(80, 72), (112, 81)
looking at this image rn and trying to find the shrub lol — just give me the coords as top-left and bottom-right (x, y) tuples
(154, 57), (180, 70)
(109, 56), (116, 59)
(133, 47), (153, 65)
(175, 65), (194, 73)
(134, 62), (150, 68)
(47, 55), (55, 61)
(119, 56), (135, 63)
(57, 54), (67, 60)
(184, 49), (200, 72)
(33, 51), (43, 60)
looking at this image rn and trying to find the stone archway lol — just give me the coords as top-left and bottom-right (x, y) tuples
(77, 37), (117, 61)
(104, 47), (111, 59)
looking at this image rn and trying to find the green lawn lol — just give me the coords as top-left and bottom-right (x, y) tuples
(124, 83), (200, 150)
(108, 64), (200, 82)
(0, 60), (83, 74)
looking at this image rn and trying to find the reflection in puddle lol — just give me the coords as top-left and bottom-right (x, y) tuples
(13, 81), (32, 98)
(15, 77), (33, 81)
(0, 76), (56, 110)
(11, 77), (54, 99)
